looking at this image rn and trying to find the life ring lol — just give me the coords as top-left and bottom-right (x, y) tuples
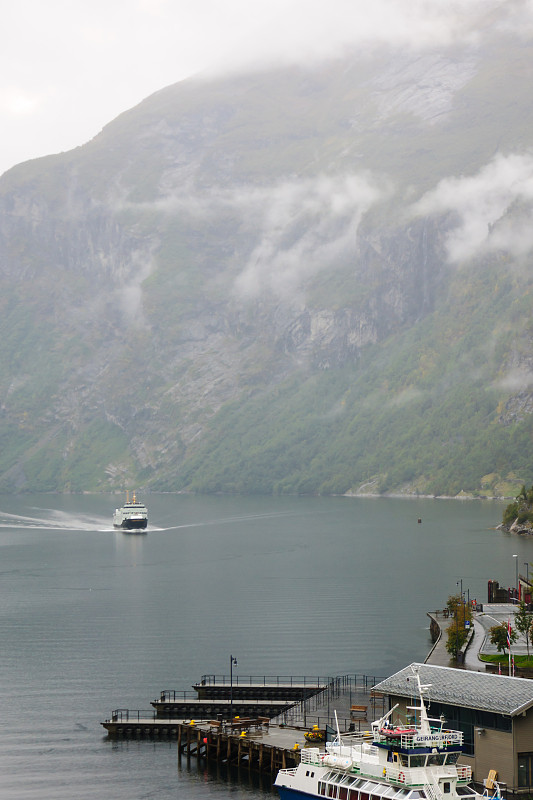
(399, 772), (405, 783)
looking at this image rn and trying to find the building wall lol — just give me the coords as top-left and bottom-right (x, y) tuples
(512, 713), (533, 791)
(472, 727), (514, 789)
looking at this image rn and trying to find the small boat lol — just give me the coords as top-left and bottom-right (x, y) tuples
(113, 491), (148, 531)
(275, 666), (503, 800)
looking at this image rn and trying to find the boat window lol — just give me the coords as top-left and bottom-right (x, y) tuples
(409, 755), (426, 767)
(393, 790), (410, 799)
(340, 776), (357, 786)
(327, 784), (338, 798)
(338, 789), (348, 800)
(442, 783), (451, 794)
(381, 787), (398, 797)
(348, 791), (358, 800)
(319, 783), (327, 796)
(445, 753), (459, 764)
(360, 792), (369, 800)
(427, 754), (446, 766)
(399, 755), (409, 767)
(408, 792), (427, 798)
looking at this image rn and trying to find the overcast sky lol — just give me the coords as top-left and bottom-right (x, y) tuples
(1, 0), (532, 178)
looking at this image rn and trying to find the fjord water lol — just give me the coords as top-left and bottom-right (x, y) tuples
(0, 493), (525, 799)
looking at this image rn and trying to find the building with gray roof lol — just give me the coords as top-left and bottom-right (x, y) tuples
(373, 663), (533, 796)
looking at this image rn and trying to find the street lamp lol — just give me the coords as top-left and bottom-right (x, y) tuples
(230, 654), (238, 721)
(513, 555), (518, 603)
(456, 580), (464, 628)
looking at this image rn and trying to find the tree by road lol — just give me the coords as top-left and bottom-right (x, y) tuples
(489, 621), (518, 654)
(514, 601), (533, 657)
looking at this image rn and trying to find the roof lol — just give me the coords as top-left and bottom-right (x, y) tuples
(373, 663), (533, 717)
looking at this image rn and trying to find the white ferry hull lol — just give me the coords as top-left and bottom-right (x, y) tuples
(113, 492), (148, 530)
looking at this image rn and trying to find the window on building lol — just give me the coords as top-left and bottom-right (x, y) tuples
(424, 702), (511, 757)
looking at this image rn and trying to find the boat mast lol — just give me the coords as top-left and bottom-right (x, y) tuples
(408, 667), (432, 736)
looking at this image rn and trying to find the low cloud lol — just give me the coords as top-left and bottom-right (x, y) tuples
(494, 367), (533, 393)
(120, 172), (390, 302)
(389, 387), (424, 407)
(410, 153), (533, 262)
(232, 174), (391, 300)
(205, 0), (533, 76)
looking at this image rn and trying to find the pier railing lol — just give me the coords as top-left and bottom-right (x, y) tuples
(197, 674), (332, 686)
(108, 709), (161, 723)
(158, 690), (202, 702)
(274, 674), (385, 731)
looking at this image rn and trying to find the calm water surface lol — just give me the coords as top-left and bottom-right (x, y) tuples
(0, 493), (526, 798)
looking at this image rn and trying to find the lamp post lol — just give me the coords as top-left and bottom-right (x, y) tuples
(513, 554), (518, 603)
(456, 580), (464, 627)
(525, 562), (530, 596)
(456, 580), (464, 660)
(230, 654), (238, 721)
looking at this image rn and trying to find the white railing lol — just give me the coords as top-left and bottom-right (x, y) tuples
(424, 782), (442, 800)
(380, 767), (411, 785)
(382, 730), (463, 749)
(301, 749), (323, 766)
(277, 767), (297, 777)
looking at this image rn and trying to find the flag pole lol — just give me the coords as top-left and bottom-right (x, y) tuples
(508, 618), (512, 676)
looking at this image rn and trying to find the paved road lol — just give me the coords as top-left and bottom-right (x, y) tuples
(427, 603), (532, 671)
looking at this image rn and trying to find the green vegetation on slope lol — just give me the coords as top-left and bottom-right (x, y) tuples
(167, 261), (533, 497)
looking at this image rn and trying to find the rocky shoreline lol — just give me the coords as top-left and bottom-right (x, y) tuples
(497, 519), (533, 535)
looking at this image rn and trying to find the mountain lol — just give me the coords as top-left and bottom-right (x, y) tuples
(1, 19), (533, 497)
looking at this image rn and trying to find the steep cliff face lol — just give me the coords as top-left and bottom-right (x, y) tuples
(0, 29), (532, 495)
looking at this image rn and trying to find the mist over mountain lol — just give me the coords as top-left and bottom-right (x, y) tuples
(1, 17), (533, 497)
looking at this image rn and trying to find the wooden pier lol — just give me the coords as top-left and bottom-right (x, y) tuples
(101, 715), (306, 773)
(101, 673), (381, 776)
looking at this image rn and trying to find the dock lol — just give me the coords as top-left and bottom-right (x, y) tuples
(101, 673), (383, 774)
(102, 715), (306, 772)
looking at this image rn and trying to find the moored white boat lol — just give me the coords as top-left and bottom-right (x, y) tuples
(274, 667), (502, 800)
(113, 491), (148, 530)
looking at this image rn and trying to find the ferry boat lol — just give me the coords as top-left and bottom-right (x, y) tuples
(275, 667), (502, 800)
(113, 492), (148, 530)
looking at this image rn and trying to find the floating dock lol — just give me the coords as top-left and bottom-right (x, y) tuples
(193, 674), (329, 700)
(101, 674), (382, 775)
(154, 676), (330, 718)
